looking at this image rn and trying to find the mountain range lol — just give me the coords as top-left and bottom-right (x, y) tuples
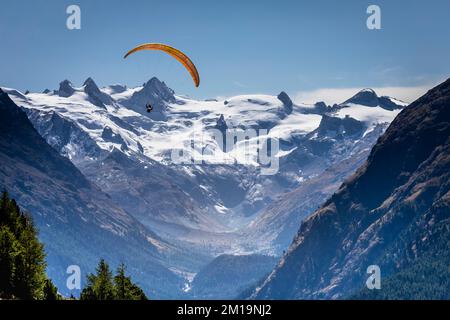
(251, 78), (450, 299)
(1, 77), (413, 298)
(0, 88), (194, 298)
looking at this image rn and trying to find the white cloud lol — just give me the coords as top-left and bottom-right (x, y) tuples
(294, 84), (435, 106)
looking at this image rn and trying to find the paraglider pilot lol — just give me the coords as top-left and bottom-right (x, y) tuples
(146, 103), (153, 113)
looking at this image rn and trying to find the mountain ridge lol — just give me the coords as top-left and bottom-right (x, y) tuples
(0, 88), (185, 298)
(1, 79), (407, 298)
(251, 78), (450, 299)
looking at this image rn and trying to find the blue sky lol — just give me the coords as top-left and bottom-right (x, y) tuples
(1, 0), (449, 103)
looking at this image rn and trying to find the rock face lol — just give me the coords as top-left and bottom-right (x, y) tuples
(252, 78), (450, 299)
(342, 88), (404, 110)
(277, 91), (293, 114)
(215, 114), (228, 132)
(83, 77), (113, 108)
(314, 101), (328, 113)
(214, 114), (228, 150)
(24, 109), (104, 165)
(343, 88), (380, 107)
(57, 80), (75, 97)
(0, 89), (183, 298)
(316, 114), (364, 138)
(101, 126), (126, 145)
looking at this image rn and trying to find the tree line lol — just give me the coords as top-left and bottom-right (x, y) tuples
(0, 191), (147, 300)
(80, 259), (147, 300)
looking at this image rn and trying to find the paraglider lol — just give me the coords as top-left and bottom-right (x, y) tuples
(146, 103), (153, 113)
(123, 43), (200, 87)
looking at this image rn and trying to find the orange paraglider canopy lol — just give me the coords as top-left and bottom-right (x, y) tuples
(124, 43), (200, 87)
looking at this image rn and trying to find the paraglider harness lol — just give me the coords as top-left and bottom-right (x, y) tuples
(146, 103), (153, 113)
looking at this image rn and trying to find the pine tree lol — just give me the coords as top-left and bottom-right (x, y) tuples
(114, 262), (129, 300)
(80, 259), (115, 300)
(0, 226), (18, 298)
(79, 286), (95, 300)
(81, 260), (147, 300)
(13, 214), (47, 299)
(0, 190), (8, 225)
(43, 279), (59, 300)
(114, 262), (147, 300)
(0, 191), (49, 300)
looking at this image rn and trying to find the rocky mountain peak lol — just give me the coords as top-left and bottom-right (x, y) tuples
(341, 88), (405, 110)
(107, 84), (127, 94)
(342, 88), (379, 107)
(314, 101), (328, 113)
(277, 91), (293, 114)
(82, 77), (113, 108)
(57, 80), (75, 98)
(122, 77), (176, 120)
(215, 114), (228, 131)
(141, 77), (175, 101)
(83, 77), (98, 89)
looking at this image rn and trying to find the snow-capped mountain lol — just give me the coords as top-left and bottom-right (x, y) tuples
(251, 78), (450, 300)
(0, 89), (186, 298)
(2, 78), (405, 261)
(340, 88), (407, 110)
